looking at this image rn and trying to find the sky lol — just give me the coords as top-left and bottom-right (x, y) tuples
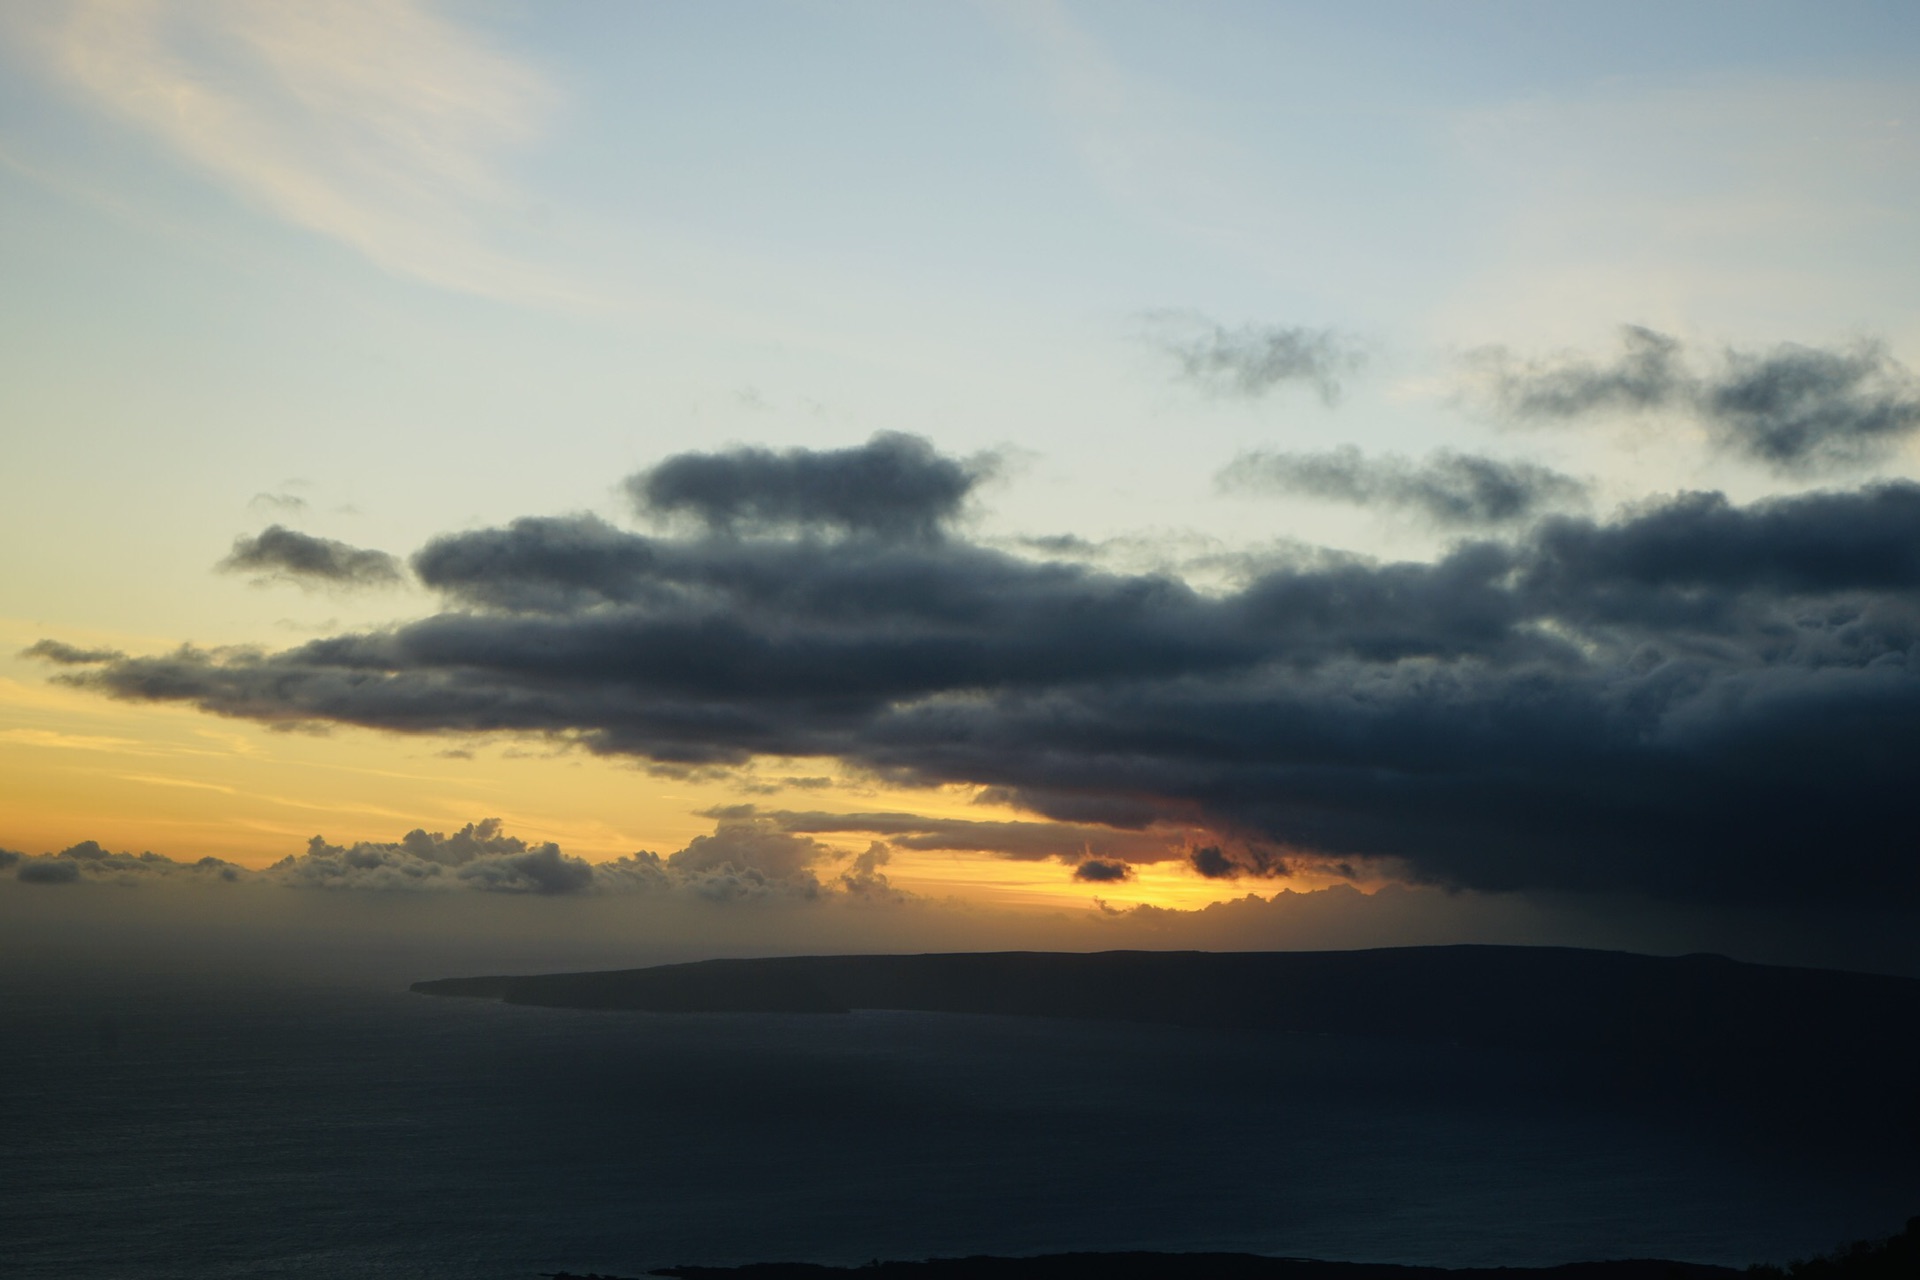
(3, 0), (1919, 972)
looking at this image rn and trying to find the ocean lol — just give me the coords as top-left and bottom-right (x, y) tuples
(3, 964), (1914, 1279)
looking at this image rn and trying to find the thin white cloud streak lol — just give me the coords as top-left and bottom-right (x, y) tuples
(1441, 76), (1920, 343)
(984, 0), (1276, 262)
(16, 0), (579, 304)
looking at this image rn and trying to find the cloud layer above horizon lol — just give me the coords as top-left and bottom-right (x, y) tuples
(31, 411), (1920, 910)
(1, 815), (888, 903)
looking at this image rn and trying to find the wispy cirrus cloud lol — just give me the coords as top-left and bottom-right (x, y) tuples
(13, 0), (571, 303)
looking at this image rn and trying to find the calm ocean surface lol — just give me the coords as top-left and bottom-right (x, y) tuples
(3, 966), (1915, 1280)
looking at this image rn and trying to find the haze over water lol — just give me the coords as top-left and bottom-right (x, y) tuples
(5, 956), (1914, 1280)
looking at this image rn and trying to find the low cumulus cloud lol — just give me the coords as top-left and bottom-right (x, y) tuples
(219, 526), (405, 588)
(9, 839), (242, 885)
(627, 432), (996, 541)
(1474, 326), (1920, 474)
(836, 842), (904, 902)
(33, 437), (1920, 909)
(6, 817), (871, 902)
(1146, 311), (1366, 403)
(269, 820), (595, 894)
(1220, 446), (1587, 526)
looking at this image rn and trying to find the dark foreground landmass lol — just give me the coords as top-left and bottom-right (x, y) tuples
(415, 946), (1920, 1114)
(538, 1215), (1919, 1280)
(643, 1255), (1740, 1279)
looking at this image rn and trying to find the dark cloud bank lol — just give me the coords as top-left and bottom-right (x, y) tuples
(31, 433), (1920, 910)
(1476, 326), (1920, 473)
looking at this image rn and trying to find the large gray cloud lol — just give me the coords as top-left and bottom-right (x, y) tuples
(34, 439), (1920, 908)
(1146, 311), (1366, 403)
(219, 525), (405, 587)
(627, 432), (993, 541)
(1219, 446), (1586, 526)
(1476, 327), (1920, 473)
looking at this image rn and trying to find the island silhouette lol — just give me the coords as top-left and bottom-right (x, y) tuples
(421, 948), (1920, 1279)
(414, 945), (1920, 1107)
(530, 1211), (1920, 1278)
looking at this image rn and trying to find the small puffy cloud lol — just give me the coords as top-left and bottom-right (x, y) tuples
(18, 859), (81, 884)
(666, 816), (828, 901)
(219, 526), (404, 588)
(627, 432), (994, 541)
(1220, 446), (1586, 526)
(1475, 325), (1686, 421)
(1705, 340), (1920, 473)
(455, 843), (595, 895)
(1472, 327), (1920, 474)
(20, 639), (125, 665)
(1072, 858), (1131, 883)
(1187, 845), (1289, 880)
(837, 842), (904, 902)
(1146, 311), (1366, 403)
(1189, 846), (1236, 879)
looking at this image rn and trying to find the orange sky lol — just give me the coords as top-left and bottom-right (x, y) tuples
(1, 616), (1330, 915)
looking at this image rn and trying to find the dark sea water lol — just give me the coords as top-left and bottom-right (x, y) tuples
(3, 967), (1915, 1280)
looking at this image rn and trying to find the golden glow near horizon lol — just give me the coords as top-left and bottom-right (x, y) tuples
(0, 617), (1307, 913)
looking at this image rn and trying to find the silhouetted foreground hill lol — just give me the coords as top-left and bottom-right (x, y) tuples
(538, 1215), (1920, 1279)
(637, 1257), (1741, 1280)
(415, 946), (1920, 1101)
(1750, 1214), (1920, 1279)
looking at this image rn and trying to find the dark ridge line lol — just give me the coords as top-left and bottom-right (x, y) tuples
(595, 1213), (1918, 1279)
(544, 1254), (1742, 1279)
